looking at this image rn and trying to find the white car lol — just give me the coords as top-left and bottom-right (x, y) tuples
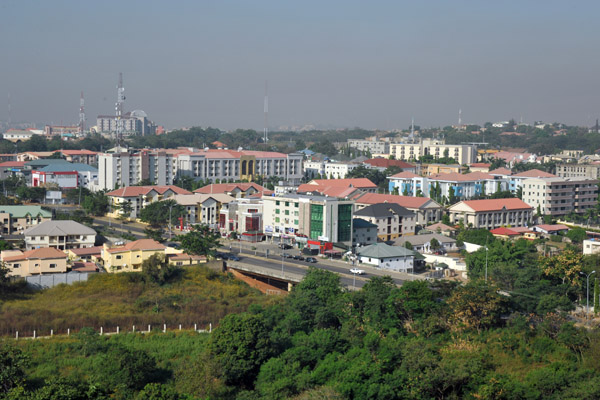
(350, 268), (365, 275)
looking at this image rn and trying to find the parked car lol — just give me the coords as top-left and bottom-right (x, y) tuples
(279, 243), (292, 250)
(350, 268), (365, 275)
(282, 253), (293, 258)
(215, 252), (228, 260)
(293, 255), (305, 261)
(229, 255), (240, 261)
(305, 257), (317, 263)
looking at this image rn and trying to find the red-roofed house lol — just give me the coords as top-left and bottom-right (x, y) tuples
(353, 193), (443, 225)
(101, 239), (187, 272)
(298, 178), (377, 196)
(1, 247), (68, 277)
(58, 149), (98, 165)
(532, 224), (569, 236)
(490, 227), (521, 239)
(106, 185), (191, 219)
(448, 198), (533, 229)
(469, 163), (491, 173)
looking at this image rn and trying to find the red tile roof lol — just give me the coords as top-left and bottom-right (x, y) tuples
(429, 172), (493, 182)
(60, 150), (98, 156)
(390, 171), (420, 179)
(107, 239), (166, 253)
(456, 198), (533, 212)
(363, 158), (415, 169)
(534, 224), (569, 232)
(469, 163), (491, 168)
(490, 227), (520, 236)
(71, 262), (99, 272)
(354, 193), (438, 209)
(4, 247), (67, 262)
(513, 169), (556, 178)
(68, 246), (102, 256)
(194, 183), (265, 194)
(488, 167), (513, 175)
(0, 161), (25, 168)
(107, 185), (191, 197)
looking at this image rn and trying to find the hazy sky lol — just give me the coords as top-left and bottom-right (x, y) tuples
(1, 0), (599, 131)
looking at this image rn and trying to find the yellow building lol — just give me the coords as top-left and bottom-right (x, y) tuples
(1, 247), (68, 277)
(423, 163), (464, 176)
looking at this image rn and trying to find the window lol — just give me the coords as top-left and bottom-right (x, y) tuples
(294, 202), (299, 208)
(275, 217), (280, 223)
(285, 202), (290, 207)
(275, 209), (280, 214)
(12, 263), (19, 269)
(49, 263), (57, 269)
(116, 255), (123, 260)
(276, 201), (280, 206)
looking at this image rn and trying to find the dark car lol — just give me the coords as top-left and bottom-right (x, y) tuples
(279, 243), (293, 250)
(229, 255), (240, 261)
(305, 257), (317, 263)
(293, 255), (305, 261)
(282, 253), (293, 258)
(215, 253), (228, 260)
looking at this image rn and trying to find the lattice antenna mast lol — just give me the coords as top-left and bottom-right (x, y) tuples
(458, 108), (462, 126)
(263, 81), (268, 143)
(115, 73), (125, 146)
(79, 91), (86, 134)
(409, 117), (415, 142)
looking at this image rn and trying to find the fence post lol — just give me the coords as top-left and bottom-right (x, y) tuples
(50, 329), (53, 337)
(163, 324), (166, 333)
(179, 324), (181, 331)
(194, 323), (197, 331)
(33, 330), (36, 339)
(15, 331), (18, 340)
(100, 327), (103, 335)
(67, 328), (70, 336)
(209, 323), (212, 333)
(117, 326), (120, 334)
(133, 325), (135, 333)
(148, 324), (151, 333)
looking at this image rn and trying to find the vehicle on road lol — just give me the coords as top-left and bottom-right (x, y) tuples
(282, 253), (293, 258)
(293, 255), (305, 261)
(228, 255), (240, 261)
(350, 268), (365, 275)
(305, 257), (317, 263)
(216, 253), (229, 260)
(279, 243), (293, 249)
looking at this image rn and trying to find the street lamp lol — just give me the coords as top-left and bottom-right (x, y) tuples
(352, 270), (357, 290)
(281, 253), (284, 277)
(484, 237), (489, 282)
(580, 271), (596, 315)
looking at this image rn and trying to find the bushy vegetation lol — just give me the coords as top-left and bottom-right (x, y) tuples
(3, 267), (600, 399)
(0, 265), (277, 337)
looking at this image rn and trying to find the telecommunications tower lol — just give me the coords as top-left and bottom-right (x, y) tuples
(115, 73), (125, 146)
(79, 91), (86, 133)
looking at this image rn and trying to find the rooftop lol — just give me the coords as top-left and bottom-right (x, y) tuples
(358, 243), (417, 259)
(354, 203), (414, 218)
(451, 198), (533, 212)
(107, 185), (191, 197)
(3, 247), (67, 262)
(0, 205), (52, 218)
(23, 220), (96, 237)
(107, 239), (166, 253)
(363, 158), (415, 169)
(194, 182), (265, 194)
(354, 193), (440, 209)
(513, 169), (556, 178)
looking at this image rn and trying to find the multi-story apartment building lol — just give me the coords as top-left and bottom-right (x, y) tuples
(389, 139), (477, 165)
(98, 149), (303, 191)
(388, 172), (508, 201)
(303, 160), (326, 179)
(521, 177), (598, 216)
(106, 185), (192, 219)
(324, 162), (359, 179)
(262, 194), (354, 245)
(173, 193), (234, 229)
(96, 110), (156, 136)
(23, 220), (97, 250)
(447, 198), (533, 229)
(347, 139), (390, 155)
(0, 205), (52, 235)
(1, 247), (68, 277)
(556, 163), (600, 180)
(353, 193), (443, 226)
(353, 203), (415, 242)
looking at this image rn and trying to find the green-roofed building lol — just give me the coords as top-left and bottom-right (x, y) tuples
(357, 243), (418, 272)
(0, 205), (53, 235)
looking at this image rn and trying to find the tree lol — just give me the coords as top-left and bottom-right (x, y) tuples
(144, 228), (164, 243)
(457, 229), (495, 246)
(448, 186), (457, 205)
(209, 312), (273, 388)
(0, 345), (29, 394)
(95, 346), (159, 392)
(116, 200), (133, 220)
(139, 200), (185, 228)
(15, 186), (46, 202)
(136, 383), (181, 400)
(82, 192), (109, 216)
(142, 253), (179, 285)
(429, 238), (441, 251)
(179, 225), (221, 257)
(566, 227), (587, 244)
(448, 281), (508, 332)
(404, 241), (413, 250)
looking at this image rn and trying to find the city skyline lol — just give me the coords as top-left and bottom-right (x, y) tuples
(1, 0), (599, 131)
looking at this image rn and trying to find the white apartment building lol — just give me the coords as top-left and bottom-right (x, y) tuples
(98, 148), (303, 191)
(448, 198), (533, 229)
(556, 163), (600, 180)
(521, 177), (598, 216)
(262, 194), (354, 245)
(583, 239), (600, 255)
(303, 160), (326, 179)
(389, 139), (477, 165)
(23, 220), (97, 250)
(324, 162), (359, 179)
(347, 139), (390, 155)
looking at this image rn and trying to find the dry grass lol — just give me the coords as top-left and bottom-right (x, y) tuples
(0, 265), (281, 336)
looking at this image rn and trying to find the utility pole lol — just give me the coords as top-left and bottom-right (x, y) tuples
(169, 203), (173, 240)
(580, 271), (596, 316)
(485, 237), (489, 282)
